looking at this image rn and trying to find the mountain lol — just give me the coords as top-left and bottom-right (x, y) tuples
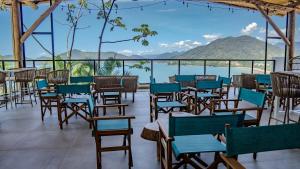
(143, 51), (184, 59)
(175, 36), (283, 60)
(36, 49), (138, 60)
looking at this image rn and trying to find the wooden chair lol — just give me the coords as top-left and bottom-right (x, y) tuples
(87, 97), (135, 169)
(150, 83), (191, 122)
(212, 88), (266, 127)
(36, 79), (58, 122)
(218, 76), (232, 108)
(14, 69), (36, 107)
(255, 74), (272, 106)
(47, 69), (69, 86)
(94, 76), (123, 104)
(0, 71), (8, 109)
(56, 84), (92, 129)
(35, 68), (51, 80)
(174, 75), (196, 91)
(158, 113), (244, 169)
(232, 75), (241, 95)
(221, 123), (300, 169)
(188, 79), (223, 114)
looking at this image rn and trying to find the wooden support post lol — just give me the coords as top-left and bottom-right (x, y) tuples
(255, 4), (291, 46)
(20, 0), (63, 43)
(288, 10), (296, 71)
(11, 0), (22, 68)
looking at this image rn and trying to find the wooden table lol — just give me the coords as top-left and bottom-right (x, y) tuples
(141, 112), (194, 160)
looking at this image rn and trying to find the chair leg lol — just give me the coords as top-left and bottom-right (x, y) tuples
(128, 133), (133, 168)
(253, 152), (257, 160)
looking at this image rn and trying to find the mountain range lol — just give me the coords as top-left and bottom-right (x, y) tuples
(0, 35), (289, 60)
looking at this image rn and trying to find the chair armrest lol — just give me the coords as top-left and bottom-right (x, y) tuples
(215, 107), (263, 112)
(211, 99), (240, 102)
(187, 86), (197, 91)
(96, 104), (128, 108)
(157, 119), (174, 141)
(98, 87), (124, 92)
(92, 115), (135, 121)
(220, 154), (246, 169)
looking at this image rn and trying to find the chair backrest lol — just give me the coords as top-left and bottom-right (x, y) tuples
(87, 95), (95, 115)
(225, 124), (300, 157)
(218, 76), (231, 86)
(94, 76), (121, 90)
(238, 88), (266, 107)
(169, 113), (244, 137)
(175, 75), (196, 82)
(196, 80), (223, 90)
(240, 74), (256, 89)
(150, 83), (181, 94)
(35, 68), (51, 79)
(0, 71), (6, 83)
(255, 74), (271, 85)
(121, 76), (138, 92)
(196, 75), (217, 81)
(47, 69), (69, 84)
(56, 84), (91, 94)
(36, 80), (48, 90)
(70, 76), (94, 84)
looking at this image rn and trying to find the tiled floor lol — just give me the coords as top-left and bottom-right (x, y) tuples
(0, 90), (299, 169)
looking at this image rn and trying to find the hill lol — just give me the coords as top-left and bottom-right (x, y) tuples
(175, 35), (283, 60)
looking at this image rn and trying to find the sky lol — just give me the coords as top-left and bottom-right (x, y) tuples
(0, 0), (300, 58)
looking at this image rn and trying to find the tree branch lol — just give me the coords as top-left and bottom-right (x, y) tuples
(102, 38), (134, 44)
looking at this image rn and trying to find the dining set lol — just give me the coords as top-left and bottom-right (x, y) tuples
(142, 73), (300, 169)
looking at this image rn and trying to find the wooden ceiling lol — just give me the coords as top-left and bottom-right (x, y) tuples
(209, 0), (300, 15)
(2, 0), (300, 16)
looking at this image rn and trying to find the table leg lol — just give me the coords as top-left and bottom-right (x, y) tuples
(156, 140), (160, 161)
(274, 96), (279, 118)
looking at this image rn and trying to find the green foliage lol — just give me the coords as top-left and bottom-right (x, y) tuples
(54, 55), (65, 69)
(132, 24), (158, 46)
(128, 61), (151, 72)
(72, 61), (94, 76)
(97, 57), (122, 75)
(0, 0), (6, 10)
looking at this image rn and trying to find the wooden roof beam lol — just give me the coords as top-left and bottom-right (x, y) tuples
(20, 0), (62, 43)
(255, 3), (291, 46)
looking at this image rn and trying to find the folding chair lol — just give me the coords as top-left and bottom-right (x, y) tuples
(36, 79), (58, 122)
(150, 83), (191, 122)
(218, 76), (232, 108)
(189, 79), (223, 114)
(87, 97), (135, 169)
(56, 84), (93, 129)
(158, 113), (244, 169)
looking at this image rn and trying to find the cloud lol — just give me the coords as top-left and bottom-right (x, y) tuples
(241, 22), (258, 34)
(259, 27), (286, 36)
(203, 34), (221, 43)
(119, 49), (133, 56)
(159, 40), (202, 51)
(256, 36), (264, 41)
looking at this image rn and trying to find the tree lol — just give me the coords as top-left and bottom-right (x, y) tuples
(97, 56), (122, 75)
(95, 0), (158, 62)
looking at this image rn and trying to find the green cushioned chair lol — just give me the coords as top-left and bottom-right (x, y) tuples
(221, 123), (300, 169)
(149, 83), (191, 122)
(56, 84), (92, 129)
(189, 79), (223, 114)
(87, 96), (135, 169)
(36, 79), (58, 122)
(158, 113), (244, 169)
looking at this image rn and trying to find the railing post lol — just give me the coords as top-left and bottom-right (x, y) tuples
(1, 60), (5, 70)
(122, 60), (125, 76)
(251, 60), (254, 74)
(33, 60), (36, 68)
(93, 60), (96, 75)
(178, 60), (181, 75)
(273, 60), (276, 72)
(204, 60), (207, 75)
(228, 60), (231, 78)
(151, 60), (153, 78)
(64, 60), (66, 69)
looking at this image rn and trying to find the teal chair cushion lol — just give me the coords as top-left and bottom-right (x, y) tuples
(41, 93), (58, 97)
(157, 101), (186, 108)
(196, 92), (219, 98)
(172, 134), (226, 159)
(63, 98), (88, 104)
(103, 92), (120, 96)
(97, 119), (129, 131)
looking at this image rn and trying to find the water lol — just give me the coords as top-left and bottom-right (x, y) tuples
(125, 62), (254, 83)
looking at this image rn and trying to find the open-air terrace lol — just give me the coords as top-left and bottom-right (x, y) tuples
(1, 0), (300, 169)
